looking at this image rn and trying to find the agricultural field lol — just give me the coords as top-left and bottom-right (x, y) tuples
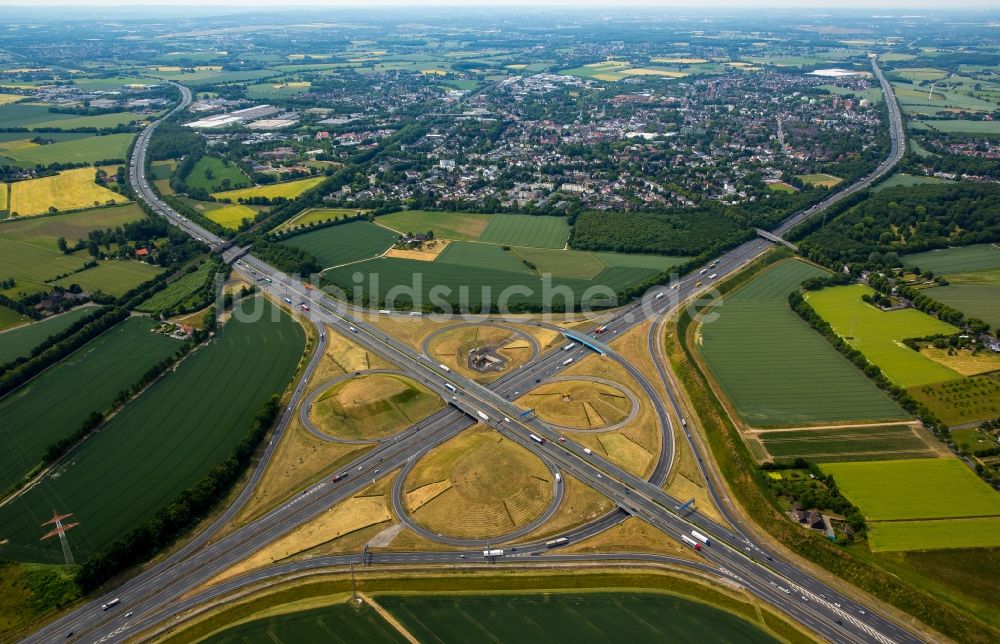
(0, 103), (148, 130)
(0, 305), (26, 331)
(211, 176), (324, 202)
(0, 204), (145, 250)
(278, 207), (368, 232)
(8, 167), (129, 216)
(137, 262), (218, 315)
(380, 592), (777, 644)
(0, 133), (133, 167)
(560, 60), (694, 81)
(0, 94), (23, 105)
(403, 427), (554, 539)
(203, 203), (258, 230)
(183, 156), (250, 193)
(284, 220), (397, 267)
(903, 244), (1000, 276)
(203, 601), (407, 644)
(698, 260), (904, 427)
(904, 244), (1000, 330)
(916, 120), (1000, 136)
(51, 260), (162, 296)
(375, 210), (571, 249)
(0, 298), (304, 562)
(821, 458), (1000, 551)
(908, 374), (1000, 427)
(322, 239), (685, 309)
(0, 237), (91, 298)
(872, 173), (953, 192)
(311, 373), (442, 441)
(0, 305), (98, 365)
(245, 81), (312, 99)
(757, 425), (937, 463)
(797, 173), (842, 188)
(0, 317), (181, 493)
(805, 284), (960, 388)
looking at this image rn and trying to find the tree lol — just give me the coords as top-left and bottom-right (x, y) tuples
(426, 230), (435, 240)
(57, 237), (68, 253)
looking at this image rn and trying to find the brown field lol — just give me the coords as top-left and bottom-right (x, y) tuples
(921, 346), (1000, 377)
(521, 380), (631, 429)
(321, 324), (395, 376)
(405, 427), (554, 539)
(366, 314), (451, 351)
(383, 239), (450, 261)
(311, 373), (443, 441)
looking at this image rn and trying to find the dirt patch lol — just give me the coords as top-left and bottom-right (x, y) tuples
(383, 239), (451, 262)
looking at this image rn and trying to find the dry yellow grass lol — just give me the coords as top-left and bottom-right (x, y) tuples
(406, 427), (554, 539)
(324, 324), (394, 374)
(651, 57), (708, 64)
(623, 68), (689, 78)
(521, 380), (631, 429)
(1, 183), (8, 212)
(920, 346), (1000, 376)
(215, 495), (391, 584)
(516, 473), (615, 542)
(383, 239), (450, 261)
(404, 480), (453, 511)
(561, 517), (696, 558)
(8, 167), (128, 216)
(0, 94), (25, 105)
(234, 417), (370, 525)
(428, 324), (527, 382)
(311, 373), (443, 441)
(366, 314), (451, 351)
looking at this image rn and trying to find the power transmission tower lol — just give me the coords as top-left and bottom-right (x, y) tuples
(41, 510), (79, 566)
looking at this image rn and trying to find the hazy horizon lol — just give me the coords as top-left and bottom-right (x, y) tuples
(0, 0), (997, 9)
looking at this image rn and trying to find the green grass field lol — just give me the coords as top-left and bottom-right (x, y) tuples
(183, 156), (250, 193)
(511, 247), (687, 280)
(796, 173), (842, 188)
(821, 458), (1000, 521)
(0, 305), (27, 331)
(872, 173), (953, 193)
(278, 208), (368, 232)
(137, 262), (217, 315)
(0, 298), (304, 562)
(0, 317), (181, 493)
(480, 213), (569, 248)
(380, 592), (777, 643)
(908, 373), (1000, 427)
(805, 284), (959, 387)
(870, 517), (1000, 552)
(759, 425), (935, 462)
(0, 204), (146, 251)
(0, 103), (148, 130)
(203, 601), (407, 643)
(903, 244), (1000, 275)
(903, 244), (1000, 329)
(375, 210), (569, 249)
(698, 260), (904, 427)
(0, 133), (133, 167)
(0, 237), (90, 298)
(51, 260), (163, 296)
(919, 120), (1000, 135)
(285, 220), (397, 267)
(0, 305), (98, 365)
(211, 176), (324, 202)
(323, 239), (673, 308)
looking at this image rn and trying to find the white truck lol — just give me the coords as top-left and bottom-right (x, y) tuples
(691, 530), (711, 546)
(562, 342), (577, 351)
(562, 358), (574, 366)
(438, 364), (451, 372)
(101, 598), (121, 611)
(483, 549), (504, 557)
(477, 411), (490, 422)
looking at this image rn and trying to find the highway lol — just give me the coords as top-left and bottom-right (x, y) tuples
(28, 58), (923, 644)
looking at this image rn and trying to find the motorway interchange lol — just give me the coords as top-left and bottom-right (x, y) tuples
(30, 57), (921, 644)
